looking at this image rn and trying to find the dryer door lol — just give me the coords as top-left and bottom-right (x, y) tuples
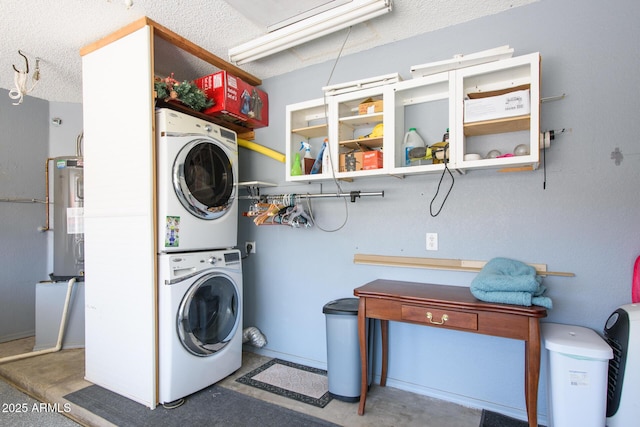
(177, 272), (240, 356)
(173, 138), (236, 220)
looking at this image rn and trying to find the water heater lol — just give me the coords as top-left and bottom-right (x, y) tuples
(604, 303), (640, 426)
(51, 156), (84, 280)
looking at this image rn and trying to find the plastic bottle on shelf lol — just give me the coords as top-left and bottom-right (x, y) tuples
(300, 141), (313, 174)
(402, 128), (427, 167)
(322, 139), (331, 175)
(443, 128), (449, 144)
(311, 140), (327, 174)
(291, 152), (302, 176)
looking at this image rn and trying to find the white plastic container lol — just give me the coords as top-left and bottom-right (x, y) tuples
(402, 128), (427, 166)
(542, 323), (613, 427)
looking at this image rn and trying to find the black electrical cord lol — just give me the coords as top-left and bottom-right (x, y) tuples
(429, 146), (454, 217)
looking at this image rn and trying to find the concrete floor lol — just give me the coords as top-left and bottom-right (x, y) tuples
(0, 337), (482, 427)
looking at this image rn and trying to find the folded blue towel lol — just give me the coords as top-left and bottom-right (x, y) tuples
(471, 257), (552, 309)
(471, 289), (553, 309)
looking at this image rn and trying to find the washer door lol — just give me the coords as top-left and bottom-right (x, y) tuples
(173, 138), (236, 220)
(178, 273), (240, 356)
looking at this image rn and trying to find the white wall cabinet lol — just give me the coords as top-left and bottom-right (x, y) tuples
(285, 52), (540, 181)
(454, 52), (540, 172)
(285, 98), (329, 182)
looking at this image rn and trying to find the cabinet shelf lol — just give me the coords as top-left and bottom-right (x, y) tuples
(338, 112), (383, 127)
(291, 124), (328, 139)
(156, 100), (255, 138)
(463, 115), (530, 136)
(339, 137), (383, 150)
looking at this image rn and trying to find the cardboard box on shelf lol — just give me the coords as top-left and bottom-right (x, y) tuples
(363, 150), (383, 170)
(358, 97), (383, 115)
(339, 151), (364, 172)
(195, 71), (269, 128)
(303, 158), (315, 175)
(464, 88), (530, 123)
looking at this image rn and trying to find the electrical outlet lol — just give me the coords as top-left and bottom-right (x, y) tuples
(426, 233), (438, 251)
(245, 241), (256, 254)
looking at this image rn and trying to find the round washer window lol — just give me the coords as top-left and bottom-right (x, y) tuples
(177, 273), (240, 356)
(173, 139), (235, 220)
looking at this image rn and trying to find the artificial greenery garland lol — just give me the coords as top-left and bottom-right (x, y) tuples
(154, 74), (213, 111)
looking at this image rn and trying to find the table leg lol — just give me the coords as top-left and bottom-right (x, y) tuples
(358, 297), (368, 416)
(525, 318), (541, 427)
(380, 319), (388, 387)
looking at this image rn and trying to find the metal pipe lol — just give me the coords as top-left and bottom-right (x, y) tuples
(240, 190), (384, 202)
(39, 157), (55, 232)
(0, 278), (77, 364)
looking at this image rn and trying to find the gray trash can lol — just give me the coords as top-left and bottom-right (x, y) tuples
(323, 297), (363, 402)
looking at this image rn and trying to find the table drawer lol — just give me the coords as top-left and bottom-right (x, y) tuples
(401, 305), (478, 331)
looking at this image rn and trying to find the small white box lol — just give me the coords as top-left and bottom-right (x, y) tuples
(464, 89), (530, 123)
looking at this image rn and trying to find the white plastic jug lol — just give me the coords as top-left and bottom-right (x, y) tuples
(402, 128), (426, 166)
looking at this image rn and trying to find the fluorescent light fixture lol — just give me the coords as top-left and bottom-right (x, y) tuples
(229, 0), (392, 65)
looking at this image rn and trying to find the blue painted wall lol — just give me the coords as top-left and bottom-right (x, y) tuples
(0, 91), (83, 342)
(238, 0), (640, 421)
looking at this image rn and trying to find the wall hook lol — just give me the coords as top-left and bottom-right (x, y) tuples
(611, 147), (623, 166)
(12, 50), (29, 74)
(9, 50), (41, 105)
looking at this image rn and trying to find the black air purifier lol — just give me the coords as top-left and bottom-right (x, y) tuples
(604, 304), (640, 426)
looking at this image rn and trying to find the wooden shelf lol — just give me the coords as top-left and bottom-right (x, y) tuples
(155, 100), (255, 139)
(339, 137), (383, 150)
(291, 124), (328, 139)
(339, 112), (383, 127)
(353, 254), (575, 277)
(81, 16), (261, 87)
(463, 115), (530, 136)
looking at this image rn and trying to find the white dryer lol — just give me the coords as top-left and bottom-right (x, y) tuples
(158, 249), (242, 404)
(156, 108), (238, 252)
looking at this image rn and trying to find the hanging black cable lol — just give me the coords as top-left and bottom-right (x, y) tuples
(429, 145), (454, 217)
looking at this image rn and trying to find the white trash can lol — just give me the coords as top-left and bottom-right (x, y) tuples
(543, 323), (613, 427)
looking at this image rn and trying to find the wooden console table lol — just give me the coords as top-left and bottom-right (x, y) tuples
(354, 279), (547, 427)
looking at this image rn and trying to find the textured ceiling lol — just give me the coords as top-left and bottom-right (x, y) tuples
(1, 0), (537, 104)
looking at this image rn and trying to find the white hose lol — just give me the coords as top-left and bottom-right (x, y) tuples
(8, 70), (39, 105)
(0, 278), (77, 364)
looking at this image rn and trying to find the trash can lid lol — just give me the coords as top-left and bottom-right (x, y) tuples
(323, 297), (359, 315)
(542, 322), (613, 360)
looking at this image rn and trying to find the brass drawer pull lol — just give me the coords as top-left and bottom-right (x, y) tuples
(426, 312), (448, 325)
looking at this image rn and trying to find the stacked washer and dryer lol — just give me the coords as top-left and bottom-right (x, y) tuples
(155, 108), (243, 405)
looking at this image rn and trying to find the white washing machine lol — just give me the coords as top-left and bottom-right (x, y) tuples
(158, 249), (242, 404)
(156, 108), (239, 252)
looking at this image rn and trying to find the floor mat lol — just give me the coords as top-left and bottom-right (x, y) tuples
(480, 409), (543, 427)
(235, 358), (332, 408)
(64, 383), (339, 427)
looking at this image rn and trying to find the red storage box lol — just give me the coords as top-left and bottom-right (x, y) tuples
(363, 151), (383, 170)
(195, 71), (269, 129)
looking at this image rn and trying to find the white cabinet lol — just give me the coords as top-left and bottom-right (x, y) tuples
(454, 52), (540, 172)
(285, 52), (541, 181)
(332, 87), (386, 180)
(285, 98), (329, 182)
(386, 71), (455, 176)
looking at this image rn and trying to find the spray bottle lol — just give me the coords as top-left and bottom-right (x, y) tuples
(311, 140), (327, 174)
(300, 141), (312, 174)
